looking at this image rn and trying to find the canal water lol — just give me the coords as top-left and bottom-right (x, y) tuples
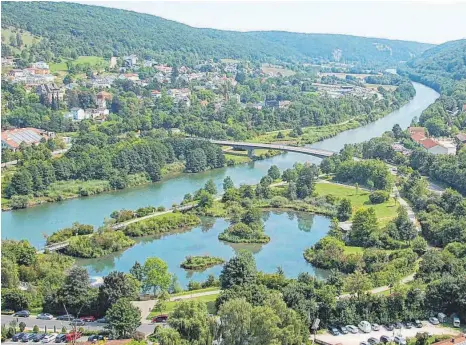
(77, 211), (331, 287)
(2, 82), (439, 249)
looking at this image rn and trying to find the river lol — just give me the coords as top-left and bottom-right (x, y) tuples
(1, 82), (439, 248)
(78, 211), (331, 287)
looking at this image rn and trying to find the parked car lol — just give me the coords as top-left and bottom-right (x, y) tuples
(437, 313), (446, 323)
(96, 317), (107, 323)
(87, 335), (104, 342)
(2, 309), (15, 315)
(56, 315), (74, 321)
(12, 333), (26, 342)
(338, 326), (348, 334)
(37, 313), (53, 320)
(65, 332), (81, 343)
(79, 316), (96, 322)
(22, 333), (36, 342)
(394, 336), (407, 345)
(358, 321), (372, 333)
(328, 327), (340, 336)
(404, 321), (413, 329)
(346, 325), (359, 334)
(69, 319), (85, 326)
(394, 322), (403, 329)
(371, 323), (380, 331)
(14, 310), (30, 318)
(380, 335), (393, 344)
(453, 317), (461, 328)
(32, 333), (46, 342)
(42, 334), (57, 343)
(360, 342), (369, 345)
(413, 319), (423, 328)
(54, 334), (67, 343)
(429, 317), (440, 325)
(368, 337), (380, 345)
(152, 314), (169, 323)
(384, 323), (394, 331)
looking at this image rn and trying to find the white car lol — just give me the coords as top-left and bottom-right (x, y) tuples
(346, 325), (359, 334)
(358, 321), (372, 333)
(394, 336), (407, 345)
(37, 313), (53, 320)
(429, 317), (440, 325)
(42, 333), (58, 343)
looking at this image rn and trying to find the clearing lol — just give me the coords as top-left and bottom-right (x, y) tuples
(50, 56), (107, 73)
(261, 63), (295, 77)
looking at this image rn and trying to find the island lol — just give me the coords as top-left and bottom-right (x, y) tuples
(180, 255), (225, 270)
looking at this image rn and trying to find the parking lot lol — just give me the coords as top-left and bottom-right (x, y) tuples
(315, 323), (461, 345)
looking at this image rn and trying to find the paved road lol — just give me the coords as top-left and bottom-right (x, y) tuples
(0, 315), (104, 332)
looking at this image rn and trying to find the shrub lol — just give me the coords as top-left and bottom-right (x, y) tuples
(369, 190), (390, 204)
(19, 322), (26, 332)
(33, 325), (39, 333)
(270, 196), (288, 208)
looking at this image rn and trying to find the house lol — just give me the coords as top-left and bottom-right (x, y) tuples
(120, 73), (139, 81)
(392, 143), (412, 156)
(66, 107), (87, 121)
(430, 336), (466, 345)
(421, 138), (456, 155)
(456, 133), (466, 143)
(279, 100), (291, 109)
(8, 69), (24, 78)
(36, 84), (64, 103)
(410, 132), (427, 144)
(85, 108), (109, 119)
(1, 128), (54, 151)
(151, 90), (162, 99)
(2, 57), (15, 66)
(124, 55), (138, 67)
(109, 57), (117, 69)
(96, 91), (112, 108)
(408, 127), (426, 135)
(31, 61), (50, 70)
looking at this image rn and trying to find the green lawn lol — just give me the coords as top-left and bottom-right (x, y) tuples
(224, 154), (252, 164)
(170, 287), (219, 297)
(50, 56), (106, 73)
(1, 27), (40, 52)
(343, 246), (364, 255)
(315, 182), (398, 225)
(148, 293), (218, 318)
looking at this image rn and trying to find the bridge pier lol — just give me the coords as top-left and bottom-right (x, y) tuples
(247, 148), (254, 158)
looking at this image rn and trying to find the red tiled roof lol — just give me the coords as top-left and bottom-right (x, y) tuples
(408, 126), (426, 134)
(421, 138), (439, 149)
(431, 336), (466, 345)
(411, 132), (426, 143)
(1, 128), (45, 149)
(456, 133), (466, 142)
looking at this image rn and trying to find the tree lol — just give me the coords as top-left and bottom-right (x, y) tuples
(142, 257), (171, 296)
(185, 148), (207, 173)
(345, 270), (372, 299)
(155, 328), (183, 345)
(223, 176), (234, 191)
(98, 271), (140, 312)
(18, 322), (26, 332)
(1, 258), (19, 288)
(56, 267), (92, 315)
(197, 190), (214, 209)
(337, 198), (352, 221)
(281, 168), (297, 182)
(218, 298), (252, 345)
(204, 179), (217, 195)
(286, 182), (297, 201)
(1, 289), (30, 311)
(220, 251), (257, 289)
(348, 208), (378, 247)
(106, 298), (141, 339)
(168, 300), (210, 344)
(129, 262), (144, 281)
(267, 165), (280, 180)
(392, 124), (403, 139)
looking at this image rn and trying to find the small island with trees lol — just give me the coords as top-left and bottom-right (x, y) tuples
(180, 255), (225, 270)
(218, 207), (270, 244)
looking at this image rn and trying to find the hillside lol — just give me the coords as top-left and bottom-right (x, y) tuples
(1, 1), (432, 65)
(399, 39), (466, 93)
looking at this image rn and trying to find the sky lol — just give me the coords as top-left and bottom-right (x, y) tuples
(76, 1), (466, 44)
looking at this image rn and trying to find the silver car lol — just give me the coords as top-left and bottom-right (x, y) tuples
(37, 313), (53, 320)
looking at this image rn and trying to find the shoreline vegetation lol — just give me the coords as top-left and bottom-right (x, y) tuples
(2, 90), (414, 212)
(180, 256), (225, 270)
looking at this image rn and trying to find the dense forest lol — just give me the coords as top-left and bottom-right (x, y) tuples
(1, 2), (431, 65)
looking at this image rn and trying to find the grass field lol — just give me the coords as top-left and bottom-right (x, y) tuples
(50, 56), (106, 73)
(261, 63), (295, 77)
(148, 293), (218, 318)
(251, 120), (360, 145)
(315, 182), (398, 225)
(1, 27), (40, 52)
(224, 154), (252, 164)
(170, 287), (219, 297)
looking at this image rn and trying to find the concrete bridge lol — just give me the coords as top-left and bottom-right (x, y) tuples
(207, 140), (336, 159)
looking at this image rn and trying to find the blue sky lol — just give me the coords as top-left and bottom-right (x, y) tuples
(78, 1), (466, 44)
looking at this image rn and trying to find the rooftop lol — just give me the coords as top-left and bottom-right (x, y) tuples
(1, 128), (46, 149)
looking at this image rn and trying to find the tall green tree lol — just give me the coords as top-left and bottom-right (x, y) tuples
(220, 251), (257, 289)
(105, 298), (141, 339)
(142, 257), (171, 296)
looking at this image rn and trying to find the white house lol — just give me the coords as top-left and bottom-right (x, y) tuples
(421, 138), (457, 155)
(31, 61), (50, 70)
(66, 107), (87, 121)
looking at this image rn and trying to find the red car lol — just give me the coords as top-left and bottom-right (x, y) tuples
(66, 331), (82, 342)
(79, 316), (96, 322)
(152, 314), (168, 323)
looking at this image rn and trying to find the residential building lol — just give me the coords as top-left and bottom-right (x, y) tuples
(151, 90), (162, 98)
(279, 100), (292, 109)
(1, 56), (15, 66)
(456, 133), (466, 143)
(408, 127), (426, 135)
(96, 91), (113, 108)
(1, 128), (54, 151)
(31, 61), (50, 70)
(66, 107), (87, 121)
(420, 138), (456, 155)
(85, 108), (109, 119)
(36, 83), (65, 103)
(154, 65), (173, 74)
(124, 54), (138, 67)
(109, 57), (117, 69)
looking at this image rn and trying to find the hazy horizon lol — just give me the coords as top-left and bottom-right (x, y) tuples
(75, 1), (466, 45)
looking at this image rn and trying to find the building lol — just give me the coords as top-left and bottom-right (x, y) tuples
(36, 84), (64, 103)
(279, 100), (292, 109)
(2, 56), (15, 66)
(430, 336), (465, 345)
(109, 57), (117, 69)
(265, 99), (280, 108)
(124, 55), (138, 67)
(31, 61), (50, 70)
(421, 138), (456, 155)
(1, 128), (54, 151)
(96, 91), (113, 108)
(66, 107), (87, 121)
(408, 127), (427, 135)
(151, 90), (162, 99)
(456, 133), (466, 143)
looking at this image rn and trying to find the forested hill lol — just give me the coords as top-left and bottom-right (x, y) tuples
(1, 1), (432, 65)
(400, 39), (466, 94)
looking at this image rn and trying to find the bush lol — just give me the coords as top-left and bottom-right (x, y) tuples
(132, 331), (145, 341)
(19, 322), (26, 332)
(33, 325), (39, 333)
(123, 213), (200, 237)
(270, 196), (288, 208)
(369, 190), (390, 204)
